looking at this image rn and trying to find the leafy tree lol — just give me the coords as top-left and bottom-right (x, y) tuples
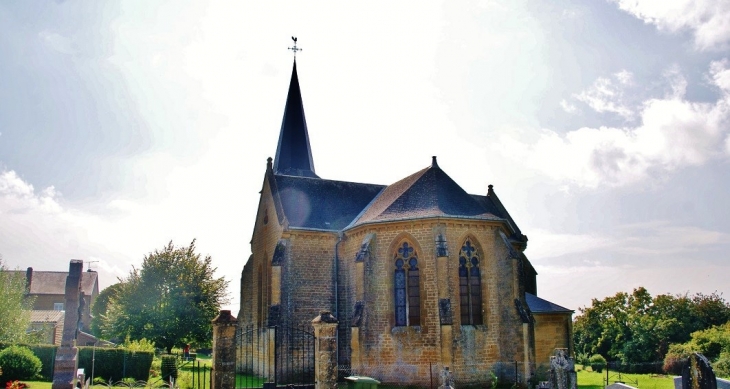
(90, 282), (123, 337)
(103, 240), (229, 353)
(0, 258), (34, 343)
(574, 287), (730, 365)
(663, 322), (730, 376)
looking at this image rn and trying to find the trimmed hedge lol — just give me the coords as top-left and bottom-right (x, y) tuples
(0, 343), (57, 380)
(0, 344), (153, 382)
(160, 355), (178, 382)
(78, 347), (153, 382)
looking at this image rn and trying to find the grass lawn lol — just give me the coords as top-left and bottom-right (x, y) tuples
(24, 382), (51, 389)
(577, 368), (676, 389)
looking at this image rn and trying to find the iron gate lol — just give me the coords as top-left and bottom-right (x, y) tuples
(237, 324), (316, 389)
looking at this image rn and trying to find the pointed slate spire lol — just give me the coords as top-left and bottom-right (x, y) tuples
(273, 60), (318, 178)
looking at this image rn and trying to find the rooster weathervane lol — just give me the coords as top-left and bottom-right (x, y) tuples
(288, 36), (302, 59)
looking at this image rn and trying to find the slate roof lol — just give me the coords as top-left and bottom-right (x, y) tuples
(273, 60), (318, 178)
(14, 270), (99, 296)
(29, 310), (64, 323)
(349, 157), (509, 228)
(525, 292), (573, 313)
(273, 174), (384, 231)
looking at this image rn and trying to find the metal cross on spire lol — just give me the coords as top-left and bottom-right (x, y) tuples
(288, 36), (302, 59)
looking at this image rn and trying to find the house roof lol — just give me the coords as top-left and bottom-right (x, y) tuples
(526, 293), (573, 313)
(18, 270), (98, 296)
(272, 174), (384, 231)
(29, 310), (64, 323)
(273, 60), (318, 178)
(349, 157), (511, 228)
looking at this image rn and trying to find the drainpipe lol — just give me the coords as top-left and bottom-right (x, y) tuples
(333, 232), (344, 366)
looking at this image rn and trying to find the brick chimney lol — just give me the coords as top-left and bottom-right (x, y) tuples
(25, 267), (33, 293)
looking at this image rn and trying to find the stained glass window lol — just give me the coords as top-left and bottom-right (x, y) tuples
(459, 238), (483, 325)
(394, 241), (420, 326)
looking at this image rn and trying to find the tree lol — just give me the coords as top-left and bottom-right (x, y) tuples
(103, 240), (229, 353)
(90, 282), (123, 337)
(0, 258), (34, 343)
(574, 287), (730, 366)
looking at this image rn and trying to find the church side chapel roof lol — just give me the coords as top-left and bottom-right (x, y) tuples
(349, 157), (510, 228)
(273, 174), (384, 231)
(526, 292), (573, 313)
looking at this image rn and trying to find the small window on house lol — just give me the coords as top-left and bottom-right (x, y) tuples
(459, 238), (483, 325)
(394, 241), (420, 326)
(54, 303), (64, 311)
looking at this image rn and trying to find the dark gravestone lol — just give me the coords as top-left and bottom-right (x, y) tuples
(52, 260), (84, 389)
(549, 349), (577, 389)
(682, 353), (717, 389)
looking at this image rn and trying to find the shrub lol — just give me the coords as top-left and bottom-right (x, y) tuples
(663, 343), (692, 375)
(28, 345), (56, 380)
(0, 346), (42, 383)
(589, 354), (606, 373)
(713, 351), (730, 378)
(77, 347), (153, 382)
(161, 355), (178, 382)
(575, 352), (590, 367)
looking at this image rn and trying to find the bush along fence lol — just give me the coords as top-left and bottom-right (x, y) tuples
(0, 343), (154, 383)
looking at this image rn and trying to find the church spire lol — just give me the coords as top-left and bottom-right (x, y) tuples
(273, 55), (318, 178)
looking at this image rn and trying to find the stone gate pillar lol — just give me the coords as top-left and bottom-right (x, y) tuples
(212, 310), (238, 389)
(312, 311), (338, 389)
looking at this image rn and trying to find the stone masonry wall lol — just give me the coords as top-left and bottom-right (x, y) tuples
(280, 230), (338, 327)
(534, 313), (572, 363)
(343, 219), (531, 385)
(242, 174), (285, 328)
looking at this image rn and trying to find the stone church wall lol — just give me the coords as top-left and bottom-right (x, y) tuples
(279, 231), (338, 327)
(533, 313), (572, 364)
(344, 220), (531, 385)
(241, 176), (285, 328)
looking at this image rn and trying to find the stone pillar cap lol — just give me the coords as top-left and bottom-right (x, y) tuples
(212, 310), (238, 324)
(312, 311), (338, 324)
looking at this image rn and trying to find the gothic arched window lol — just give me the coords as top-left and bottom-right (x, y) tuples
(459, 238), (483, 325)
(394, 241), (420, 326)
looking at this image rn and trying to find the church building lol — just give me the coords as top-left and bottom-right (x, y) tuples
(239, 58), (572, 386)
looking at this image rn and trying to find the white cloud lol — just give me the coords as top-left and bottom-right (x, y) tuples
(527, 229), (612, 259)
(573, 70), (634, 119)
(560, 99), (577, 113)
(496, 62), (730, 188)
(611, 0), (730, 51)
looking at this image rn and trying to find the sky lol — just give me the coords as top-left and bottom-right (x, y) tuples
(1, 0), (730, 315)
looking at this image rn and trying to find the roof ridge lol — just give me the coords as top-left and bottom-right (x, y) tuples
(350, 165), (431, 226)
(274, 173), (385, 188)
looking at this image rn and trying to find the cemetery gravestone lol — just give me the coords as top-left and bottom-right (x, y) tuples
(439, 366), (454, 389)
(549, 349), (576, 389)
(682, 353), (717, 389)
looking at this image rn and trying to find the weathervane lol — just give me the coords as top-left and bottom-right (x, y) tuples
(288, 36), (302, 59)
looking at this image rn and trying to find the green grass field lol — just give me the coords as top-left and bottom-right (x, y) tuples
(22, 363), (682, 389)
(577, 367), (676, 389)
